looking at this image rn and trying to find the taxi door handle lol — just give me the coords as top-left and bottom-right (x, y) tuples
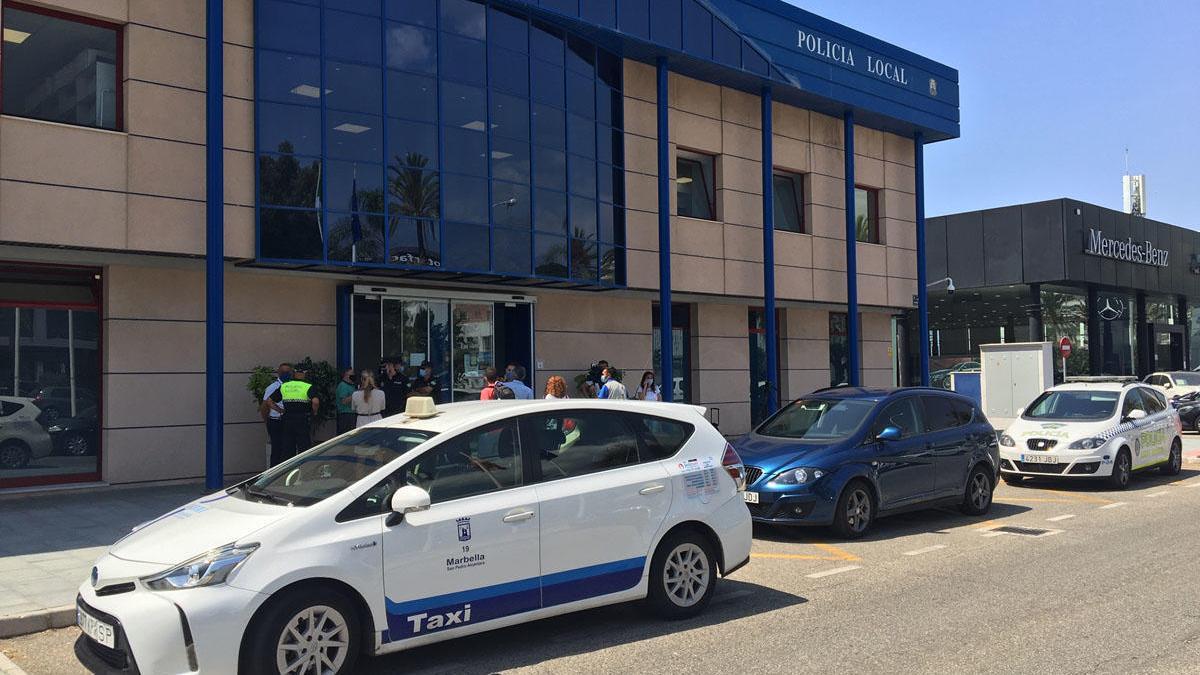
(639, 484), (666, 495)
(502, 509), (535, 523)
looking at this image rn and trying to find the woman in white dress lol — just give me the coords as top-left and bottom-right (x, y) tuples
(352, 370), (386, 427)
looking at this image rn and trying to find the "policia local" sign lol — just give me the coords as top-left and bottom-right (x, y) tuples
(1084, 228), (1169, 267)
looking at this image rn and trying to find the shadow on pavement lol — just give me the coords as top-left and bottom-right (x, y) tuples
(1004, 466), (1200, 494)
(361, 579), (805, 674)
(751, 500), (1031, 545)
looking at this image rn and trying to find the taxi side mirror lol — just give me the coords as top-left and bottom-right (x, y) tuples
(386, 485), (431, 526)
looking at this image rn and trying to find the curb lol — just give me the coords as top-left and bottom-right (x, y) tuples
(0, 650), (30, 675)
(0, 606), (75, 640)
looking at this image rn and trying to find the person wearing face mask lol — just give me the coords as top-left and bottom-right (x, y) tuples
(634, 370), (661, 401)
(596, 366), (628, 400)
(502, 364), (535, 399)
(410, 360), (439, 401)
(260, 363), (291, 467)
(379, 358), (408, 417)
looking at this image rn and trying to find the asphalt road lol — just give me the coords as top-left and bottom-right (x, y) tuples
(6, 466), (1200, 675)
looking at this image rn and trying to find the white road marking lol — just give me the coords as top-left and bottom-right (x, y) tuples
(982, 531), (1006, 538)
(1145, 491), (1169, 498)
(1099, 501), (1127, 510)
(806, 565), (861, 579)
(1046, 514), (1076, 522)
(902, 545), (947, 556)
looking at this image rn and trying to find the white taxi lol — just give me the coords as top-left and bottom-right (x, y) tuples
(74, 398), (751, 674)
(1144, 371), (1200, 399)
(998, 382), (1182, 489)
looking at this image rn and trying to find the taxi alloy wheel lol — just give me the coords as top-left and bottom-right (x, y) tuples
(663, 543), (710, 609)
(646, 529), (717, 619)
(275, 605), (351, 675)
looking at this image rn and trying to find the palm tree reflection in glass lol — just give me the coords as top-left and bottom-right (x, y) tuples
(388, 153), (440, 267)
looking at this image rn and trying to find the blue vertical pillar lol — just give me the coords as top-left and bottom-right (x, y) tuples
(761, 87), (779, 413)
(204, 0), (225, 490)
(656, 57), (673, 402)
(914, 132), (930, 386)
(843, 111), (860, 387)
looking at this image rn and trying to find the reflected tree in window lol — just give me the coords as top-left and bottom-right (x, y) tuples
(327, 187), (386, 263)
(258, 141), (321, 208)
(388, 152), (441, 266)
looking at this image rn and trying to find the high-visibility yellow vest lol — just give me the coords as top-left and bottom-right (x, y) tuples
(278, 380), (313, 419)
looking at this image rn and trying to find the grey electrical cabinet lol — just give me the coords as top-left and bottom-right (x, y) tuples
(979, 342), (1054, 430)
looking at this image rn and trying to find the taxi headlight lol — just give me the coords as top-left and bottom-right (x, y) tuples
(1068, 437), (1104, 450)
(999, 434), (1016, 447)
(143, 543), (259, 591)
(767, 468), (824, 487)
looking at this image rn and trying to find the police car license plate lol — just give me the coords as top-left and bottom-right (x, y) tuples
(1020, 454), (1058, 464)
(742, 491), (759, 504)
(77, 606), (115, 649)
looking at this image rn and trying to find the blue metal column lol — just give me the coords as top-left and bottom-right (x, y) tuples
(914, 132), (930, 386)
(204, 0), (225, 490)
(656, 57), (673, 402)
(842, 111), (860, 386)
(761, 87), (779, 413)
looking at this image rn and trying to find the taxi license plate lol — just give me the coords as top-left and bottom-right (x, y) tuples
(77, 606), (115, 649)
(742, 491), (760, 504)
(1020, 454), (1058, 464)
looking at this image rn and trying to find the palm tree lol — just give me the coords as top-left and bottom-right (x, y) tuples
(388, 153), (439, 264)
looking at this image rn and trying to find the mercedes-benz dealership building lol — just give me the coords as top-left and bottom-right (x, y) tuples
(0, 0), (958, 489)
(924, 198), (1200, 380)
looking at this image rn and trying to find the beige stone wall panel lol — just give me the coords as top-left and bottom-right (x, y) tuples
(723, 259), (762, 298)
(0, 181), (126, 249)
(623, 60), (656, 102)
(722, 122), (761, 161)
(671, 110), (722, 155)
(671, 254), (724, 295)
(126, 194), (203, 254)
(0, 117), (127, 192)
(669, 74), (721, 119)
(774, 264), (813, 302)
(126, 25), (205, 90)
(720, 88), (759, 128)
(771, 101), (808, 140)
(128, 136), (205, 201)
(125, 80), (205, 144)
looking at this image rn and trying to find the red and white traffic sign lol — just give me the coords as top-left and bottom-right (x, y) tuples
(1058, 336), (1073, 360)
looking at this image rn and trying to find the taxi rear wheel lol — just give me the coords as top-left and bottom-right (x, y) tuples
(1160, 438), (1183, 476)
(1107, 449), (1132, 490)
(241, 587), (361, 675)
(645, 529), (717, 620)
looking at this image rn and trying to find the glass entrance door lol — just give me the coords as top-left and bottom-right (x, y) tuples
(1151, 324), (1186, 372)
(351, 292), (527, 405)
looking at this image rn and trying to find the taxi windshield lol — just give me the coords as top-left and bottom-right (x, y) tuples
(757, 398), (877, 441)
(236, 427), (436, 506)
(1023, 390), (1119, 421)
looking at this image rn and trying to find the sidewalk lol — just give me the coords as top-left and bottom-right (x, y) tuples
(0, 483), (208, 638)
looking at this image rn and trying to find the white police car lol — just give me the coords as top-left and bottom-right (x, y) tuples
(998, 382), (1182, 489)
(74, 398), (751, 674)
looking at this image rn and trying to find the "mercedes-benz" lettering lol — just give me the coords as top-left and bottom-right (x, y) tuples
(1085, 228), (1168, 267)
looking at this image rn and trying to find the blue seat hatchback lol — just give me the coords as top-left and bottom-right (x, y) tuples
(734, 387), (999, 539)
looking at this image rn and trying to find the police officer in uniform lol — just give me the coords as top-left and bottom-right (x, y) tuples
(272, 367), (320, 463)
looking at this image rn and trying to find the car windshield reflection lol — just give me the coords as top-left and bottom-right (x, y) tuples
(236, 428), (436, 506)
(756, 398), (877, 441)
(1023, 391), (1118, 421)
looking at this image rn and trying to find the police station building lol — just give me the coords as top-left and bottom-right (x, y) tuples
(0, 0), (958, 490)
(924, 198), (1200, 380)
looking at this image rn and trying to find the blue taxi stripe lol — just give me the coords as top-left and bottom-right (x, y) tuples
(382, 556), (646, 642)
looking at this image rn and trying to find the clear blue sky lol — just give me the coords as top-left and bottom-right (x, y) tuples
(787, 0), (1199, 227)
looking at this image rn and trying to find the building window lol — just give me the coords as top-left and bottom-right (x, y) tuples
(854, 186), (879, 243)
(255, 3), (626, 286)
(0, 4), (122, 130)
(830, 312), (850, 386)
(676, 150), (715, 220)
(773, 171), (804, 233)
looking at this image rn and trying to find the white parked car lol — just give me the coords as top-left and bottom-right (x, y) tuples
(0, 396), (54, 470)
(1143, 371), (1200, 399)
(75, 399), (751, 674)
(998, 383), (1182, 489)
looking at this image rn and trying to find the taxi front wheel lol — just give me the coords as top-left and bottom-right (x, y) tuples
(645, 529), (717, 620)
(241, 586), (361, 675)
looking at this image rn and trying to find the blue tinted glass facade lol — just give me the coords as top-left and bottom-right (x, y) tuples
(255, 0), (625, 286)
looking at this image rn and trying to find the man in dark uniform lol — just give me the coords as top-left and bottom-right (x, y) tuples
(410, 360), (439, 402)
(380, 358), (409, 417)
(272, 367), (319, 463)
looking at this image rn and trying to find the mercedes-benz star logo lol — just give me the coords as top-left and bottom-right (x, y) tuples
(1098, 297), (1125, 321)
